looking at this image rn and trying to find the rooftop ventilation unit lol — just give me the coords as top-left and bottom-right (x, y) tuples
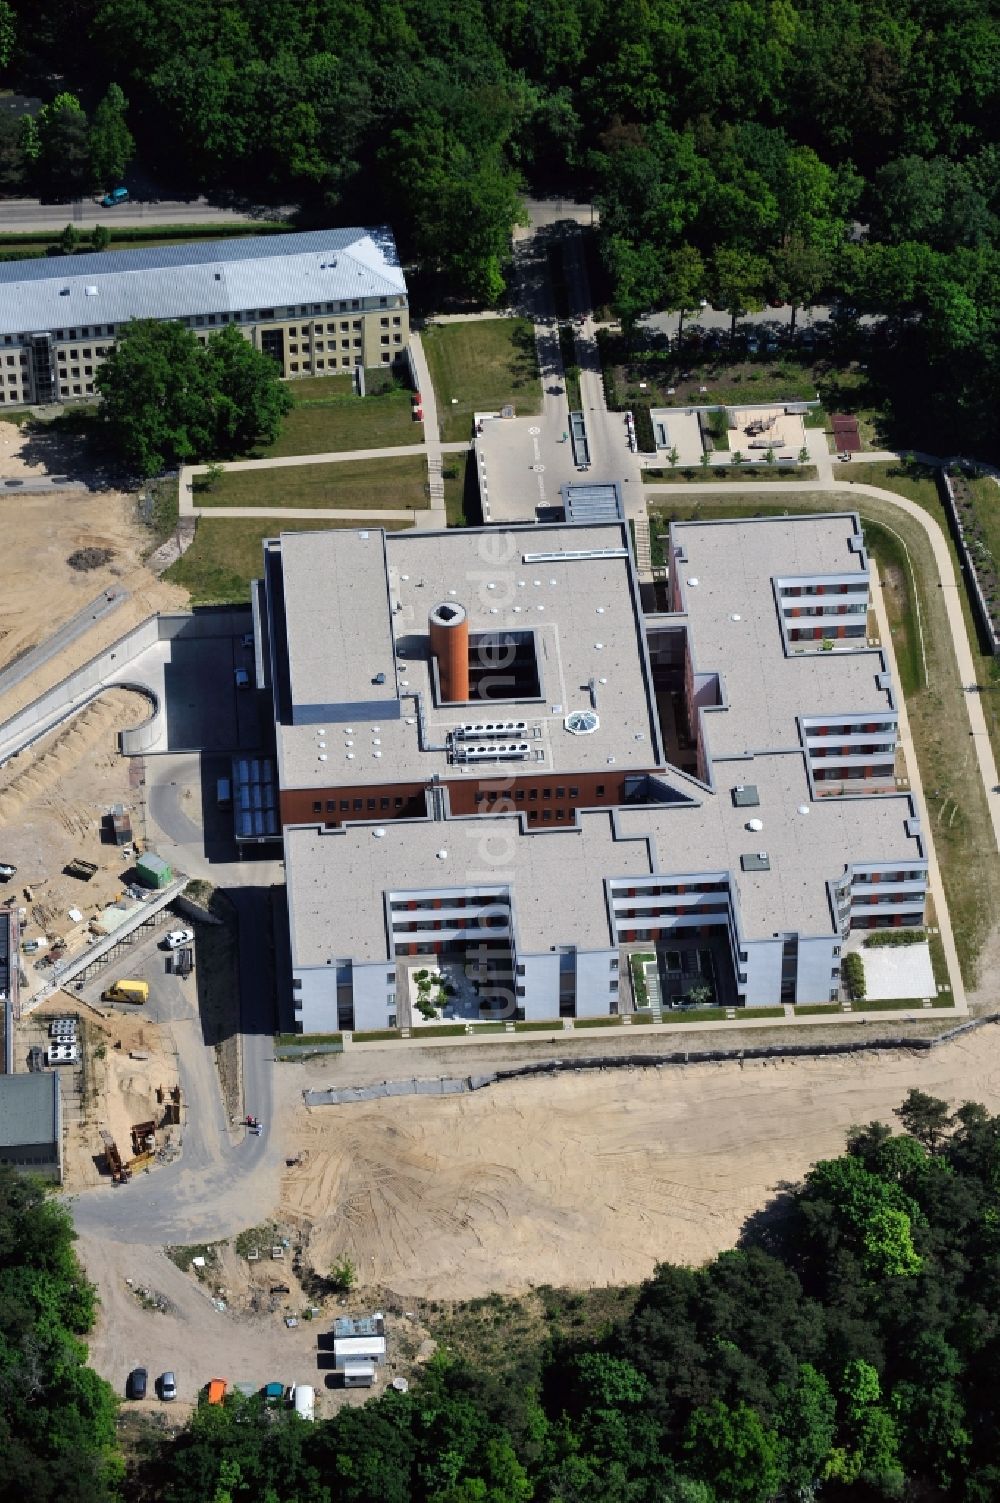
(564, 709), (600, 735)
(451, 720), (527, 742)
(740, 852), (771, 872)
(451, 742), (532, 763)
(522, 549), (629, 563)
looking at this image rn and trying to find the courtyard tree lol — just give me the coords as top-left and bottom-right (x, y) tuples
(35, 92), (90, 196)
(96, 318), (291, 476)
(662, 244), (705, 343)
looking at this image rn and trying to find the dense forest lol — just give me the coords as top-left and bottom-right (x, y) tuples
(0, 1091), (984, 1501)
(10, 1092), (1000, 1497)
(1, 0), (998, 445)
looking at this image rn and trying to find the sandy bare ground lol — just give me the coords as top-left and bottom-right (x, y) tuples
(283, 1027), (1000, 1297)
(0, 688), (156, 969)
(0, 424), (186, 723)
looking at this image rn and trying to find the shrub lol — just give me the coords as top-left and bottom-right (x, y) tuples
(863, 928), (927, 948)
(843, 951), (866, 1001)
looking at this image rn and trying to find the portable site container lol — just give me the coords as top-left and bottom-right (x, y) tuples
(136, 851), (173, 889)
(341, 1361), (376, 1389)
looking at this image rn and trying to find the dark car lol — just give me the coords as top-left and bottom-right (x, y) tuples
(128, 1367), (148, 1400)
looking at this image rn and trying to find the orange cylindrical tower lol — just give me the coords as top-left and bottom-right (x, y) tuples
(429, 601), (469, 702)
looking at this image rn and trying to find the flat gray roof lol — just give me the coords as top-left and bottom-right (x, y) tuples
(0, 226), (406, 337)
(668, 514), (891, 759)
(286, 751), (922, 963)
(617, 753), (922, 939)
(0, 1071), (60, 1148)
(282, 528), (398, 719)
(274, 522), (662, 787)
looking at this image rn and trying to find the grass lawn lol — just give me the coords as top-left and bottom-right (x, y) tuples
(855, 460), (942, 508)
(442, 451), (481, 528)
(254, 383), (418, 458)
(646, 487), (1000, 990)
(422, 319), (541, 442)
(165, 516), (411, 604)
(196, 453), (429, 510)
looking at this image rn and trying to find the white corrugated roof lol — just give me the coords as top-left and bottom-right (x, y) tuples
(0, 226), (406, 337)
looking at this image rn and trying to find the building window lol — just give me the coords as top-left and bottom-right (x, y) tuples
(312, 801), (322, 813)
(352, 318), (361, 328)
(289, 362), (298, 372)
(392, 316), (401, 326)
(380, 317), (389, 327)
(393, 334), (402, 344)
(380, 335), (390, 345)
(84, 366), (92, 376)
(354, 356), (362, 365)
(341, 357), (351, 367)
(380, 797), (390, 810)
(528, 810), (538, 820)
(289, 344), (298, 354)
(543, 810), (552, 821)
(353, 338), (362, 348)
(316, 359), (325, 369)
(543, 788), (552, 799)
(340, 800), (349, 811)
(596, 784), (605, 796)
(314, 340), (324, 351)
(326, 800), (336, 812)
(341, 340), (350, 350)
(367, 798), (376, 811)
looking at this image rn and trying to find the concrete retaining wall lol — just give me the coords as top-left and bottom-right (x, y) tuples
(304, 1011), (1000, 1107)
(939, 470), (1000, 656)
(0, 608), (252, 764)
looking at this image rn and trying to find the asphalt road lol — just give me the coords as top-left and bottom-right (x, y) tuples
(0, 198), (290, 232)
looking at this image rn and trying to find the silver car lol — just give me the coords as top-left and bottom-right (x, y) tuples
(159, 1372), (177, 1401)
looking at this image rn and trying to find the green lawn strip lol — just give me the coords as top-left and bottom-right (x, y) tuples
(794, 1004), (849, 1016)
(661, 1007), (735, 1023)
(422, 319), (541, 442)
(276, 1032), (342, 1046)
(0, 222), (287, 248)
(860, 518), (924, 696)
(442, 451), (480, 527)
(855, 998), (939, 1012)
(558, 324), (582, 410)
(855, 461), (1000, 777)
(352, 1028), (403, 1042)
(573, 1015), (625, 1028)
(513, 1020), (560, 1032)
(645, 487), (1000, 987)
(252, 386), (418, 457)
(629, 952), (655, 1008)
(466, 1022), (508, 1033)
(415, 1024), (472, 1038)
(196, 453), (428, 511)
(165, 515), (410, 604)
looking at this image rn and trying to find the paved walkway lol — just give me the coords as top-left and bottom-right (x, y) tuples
(408, 331), (447, 528)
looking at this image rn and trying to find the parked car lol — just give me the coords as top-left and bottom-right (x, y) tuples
(0, 862), (16, 880)
(159, 1372), (177, 1401)
(101, 186), (129, 207)
(127, 1367), (148, 1400)
(163, 928), (194, 949)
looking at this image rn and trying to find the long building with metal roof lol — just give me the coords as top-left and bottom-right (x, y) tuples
(0, 225), (408, 407)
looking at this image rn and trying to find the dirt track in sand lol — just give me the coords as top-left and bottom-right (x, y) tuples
(282, 1028), (1000, 1296)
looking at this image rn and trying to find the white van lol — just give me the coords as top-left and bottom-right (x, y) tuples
(291, 1384), (315, 1422)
